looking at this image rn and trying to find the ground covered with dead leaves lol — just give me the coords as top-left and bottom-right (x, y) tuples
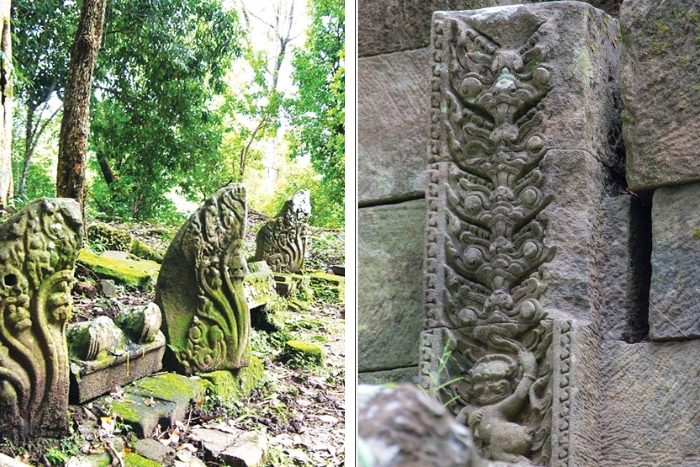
(0, 212), (346, 467)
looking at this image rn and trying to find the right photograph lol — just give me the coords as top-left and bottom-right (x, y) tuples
(357, 0), (700, 466)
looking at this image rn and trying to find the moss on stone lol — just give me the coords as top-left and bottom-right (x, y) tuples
(309, 272), (345, 303)
(281, 340), (324, 368)
(131, 373), (206, 404)
(88, 223), (133, 252)
(124, 453), (161, 467)
(130, 239), (164, 263)
(78, 249), (160, 289)
(200, 356), (265, 403)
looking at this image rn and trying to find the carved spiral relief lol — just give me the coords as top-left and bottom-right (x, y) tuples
(157, 184), (251, 375)
(0, 198), (83, 440)
(425, 10), (557, 465)
(253, 190), (311, 273)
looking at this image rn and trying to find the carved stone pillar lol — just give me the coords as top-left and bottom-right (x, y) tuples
(156, 184), (250, 375)
(420, 4), (621, 465)
(0, 198), (83, 440)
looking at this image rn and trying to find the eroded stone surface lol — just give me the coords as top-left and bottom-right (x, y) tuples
(359, 0), (622, 57)
(252, 190), (310, 273)
(601, 339), (700, 467)
(648, 183), (700, 341)
(156, 183), (251, 374)
(621, 1), (700, 190)
(190, 422), (267, 467)
(0, 198), (83, 440)
(600, 195), (651, 342)
(359, 200), (425, 372)
(357, 367), (418, 385)
(358, 49), (431, 204)
(67, 304), (166, 403)
(358, 383), (483, 467)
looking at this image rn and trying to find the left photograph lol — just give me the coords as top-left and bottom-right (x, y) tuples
(1, 0), (345, 465)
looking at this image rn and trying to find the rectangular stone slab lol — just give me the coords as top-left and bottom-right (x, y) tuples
(359, 200), (425, 372)
(601, 339), (700, 466)
(621, 1), (700, 190)
(648, 182), (700, 341)
(358, 49), (431, 205)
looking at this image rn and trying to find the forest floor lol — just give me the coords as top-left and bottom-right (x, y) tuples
(0, 212), (346, 467)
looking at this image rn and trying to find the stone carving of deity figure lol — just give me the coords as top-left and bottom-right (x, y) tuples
(456, 337), (537, 464)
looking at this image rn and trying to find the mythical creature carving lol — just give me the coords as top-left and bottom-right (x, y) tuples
(253, 190), (311, 273)
(424, 10), (558, 465)
(156, 184), (250, 374)
(0, 198), (83, 440)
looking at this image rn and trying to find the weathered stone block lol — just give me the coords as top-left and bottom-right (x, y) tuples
(601, 339), (700, 467)
(648, 183), (700, 341)
(358, 383), (482, 467)
(0, 198), (83, 441)
(600, 195), (651, 342)
(358, 49), (431, 204)
(621, 1), (700, 190)
(78, 249), (160, 289)
(357, 367), (418, 385)
(67, 304), (166, 403)
(156, 183), (251, 374)
(358, 200), (425, 372)
(243, 261), (277, 309)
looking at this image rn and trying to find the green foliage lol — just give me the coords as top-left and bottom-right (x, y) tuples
(285, 0), (345, 227)
(88, 0), (244, 222)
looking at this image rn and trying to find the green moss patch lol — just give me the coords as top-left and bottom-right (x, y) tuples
(130, 239), (164, 263)
(200, 356), (265, 403)
(281, 340), (324, 368)
(124, 453), (161, 467)
(78, 249), (160, 289)
(88, 223), (133, 251)
(131, 373), (206, 405)
(309, 272), (345, 303)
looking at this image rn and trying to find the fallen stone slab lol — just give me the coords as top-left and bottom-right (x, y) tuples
(621, 1), (700, 190)
(243, 261), (278, 309)
(190, 421), (267, 467)
(78, 249), (160, 289)
(102, 373), (206, 437)
(134, 438), (175, 464)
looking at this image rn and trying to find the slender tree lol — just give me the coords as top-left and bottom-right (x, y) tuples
(0, 0), (12, 209)
(56, 0), (106, 220)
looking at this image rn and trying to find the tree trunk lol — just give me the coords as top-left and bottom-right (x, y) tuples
(0, 0), (12, 209)
(56, 0), (106, 221)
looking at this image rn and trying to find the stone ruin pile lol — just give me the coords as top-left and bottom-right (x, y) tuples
(359, 0), (700, 466)
(0, 181), (326, 443)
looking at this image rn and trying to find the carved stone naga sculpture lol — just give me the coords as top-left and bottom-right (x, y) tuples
(0, 198), (83, 441)
(156, 183), (250, 375)
(423, 8), (558, 466)
(253, 189), (311, 273)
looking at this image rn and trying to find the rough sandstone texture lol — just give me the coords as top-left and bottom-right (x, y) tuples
(359, 0), (621, 57)
(648, 183), (700, 341)
(357, 367), (418, 385)
(621, 0), (700, 191)
(358, 384), (484, 467)
(358, 200), (425, 373)
(601, 339), (700, 467)
(600, 195), (651, 342)
(358, 48), (431, 205)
